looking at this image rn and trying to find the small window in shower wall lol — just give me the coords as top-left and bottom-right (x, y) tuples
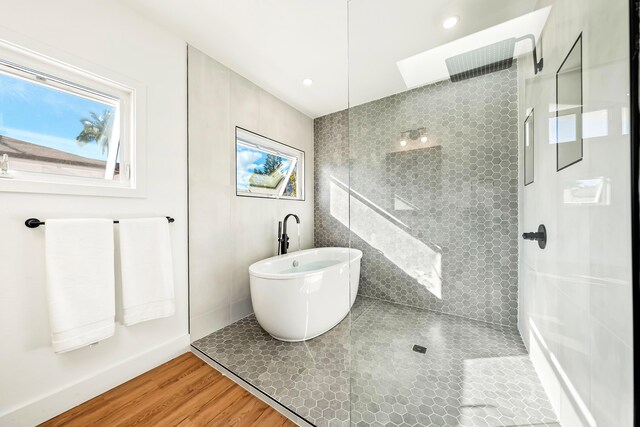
(235, 127), (304, 200)
(524, 109), (534, 185)
(556, 34), (583, 171)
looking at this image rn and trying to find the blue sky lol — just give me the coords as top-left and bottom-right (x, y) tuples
(236, 145), (291, 190)
(236, 145), (268, 190)
(0, 72), (115, 161)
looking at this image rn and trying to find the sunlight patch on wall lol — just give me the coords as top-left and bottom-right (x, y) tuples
(329, 176), (442, 299)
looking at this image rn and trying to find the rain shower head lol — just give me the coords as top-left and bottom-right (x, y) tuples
(445, 38), (516, 82)
(445, 34), (543, 82)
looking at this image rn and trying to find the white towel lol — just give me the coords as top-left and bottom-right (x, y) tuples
(45, 219), (115, 353)
(119, 218), (175, 326)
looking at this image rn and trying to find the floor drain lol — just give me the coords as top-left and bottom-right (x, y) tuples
(412, 344), (427, 354)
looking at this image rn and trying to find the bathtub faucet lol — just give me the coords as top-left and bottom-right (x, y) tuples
(278, 214), (300, 255)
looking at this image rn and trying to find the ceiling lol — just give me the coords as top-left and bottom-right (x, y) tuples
(122, 0), (539, 118)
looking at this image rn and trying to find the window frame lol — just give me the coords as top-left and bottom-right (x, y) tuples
(235, 126), (305, 201)
(0, 36), (145, 198)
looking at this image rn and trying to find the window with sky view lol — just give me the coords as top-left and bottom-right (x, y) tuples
(0, 69), (120, 179)
(235, 127), (302, 199)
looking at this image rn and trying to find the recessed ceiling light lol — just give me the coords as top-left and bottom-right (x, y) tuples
(442, 16), (459, 29)
(303, 78), (313, 86)
(400, 139), (407, 147)
(420, 136), (428, 143)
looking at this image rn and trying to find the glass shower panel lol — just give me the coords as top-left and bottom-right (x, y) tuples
(519, 1), (633, 426)
(187, 43), (354, 426)
(311, 103), (354, 427)
(345, 0), (633, 426)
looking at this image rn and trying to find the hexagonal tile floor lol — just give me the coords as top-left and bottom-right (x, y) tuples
(192, 296), (558, 427)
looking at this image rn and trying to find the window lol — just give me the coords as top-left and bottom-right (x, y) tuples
(0, 40), (135, 192)
(236, 127), (304, 200)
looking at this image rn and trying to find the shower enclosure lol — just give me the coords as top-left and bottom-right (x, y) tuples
(190, 0), (635, 426)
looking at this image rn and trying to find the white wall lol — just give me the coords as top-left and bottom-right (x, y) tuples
(518, 1), (633, 426)
(187, 47), (314, 341)
(0, 1), (189, 425)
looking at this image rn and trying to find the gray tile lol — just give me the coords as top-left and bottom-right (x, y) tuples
(192, 296), (558, 427)
(193, 63), (556, 427)
(314, 65), (519, 326)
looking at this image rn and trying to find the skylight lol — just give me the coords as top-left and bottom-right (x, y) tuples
(396, 6), (552, 89)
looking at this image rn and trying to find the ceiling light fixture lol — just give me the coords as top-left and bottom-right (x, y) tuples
(442, 16), (459, 29)
(303, 78), (313, 86)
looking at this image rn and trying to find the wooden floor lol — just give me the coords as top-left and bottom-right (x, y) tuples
(41, 352), (296, 427)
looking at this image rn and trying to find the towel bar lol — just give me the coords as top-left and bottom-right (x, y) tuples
(25, 217), (175, 229)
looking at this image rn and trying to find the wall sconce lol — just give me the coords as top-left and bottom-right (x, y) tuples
(398, 127), (428, 146)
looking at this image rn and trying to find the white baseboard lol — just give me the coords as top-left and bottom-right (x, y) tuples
(0, 334), (190, 427)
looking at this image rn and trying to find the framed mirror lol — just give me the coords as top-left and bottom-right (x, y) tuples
(556, 34), (583, 171)
(235, 127), (305, 200)
(524, 109), (534, 185)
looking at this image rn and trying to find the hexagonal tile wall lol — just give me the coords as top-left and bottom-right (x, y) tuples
(192, 296), (558, 427)
(314, 65), (519, 326)
(193, 63), (557, 426)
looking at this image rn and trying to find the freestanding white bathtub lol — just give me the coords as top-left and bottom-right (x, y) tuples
(249, 247), (362, 342)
